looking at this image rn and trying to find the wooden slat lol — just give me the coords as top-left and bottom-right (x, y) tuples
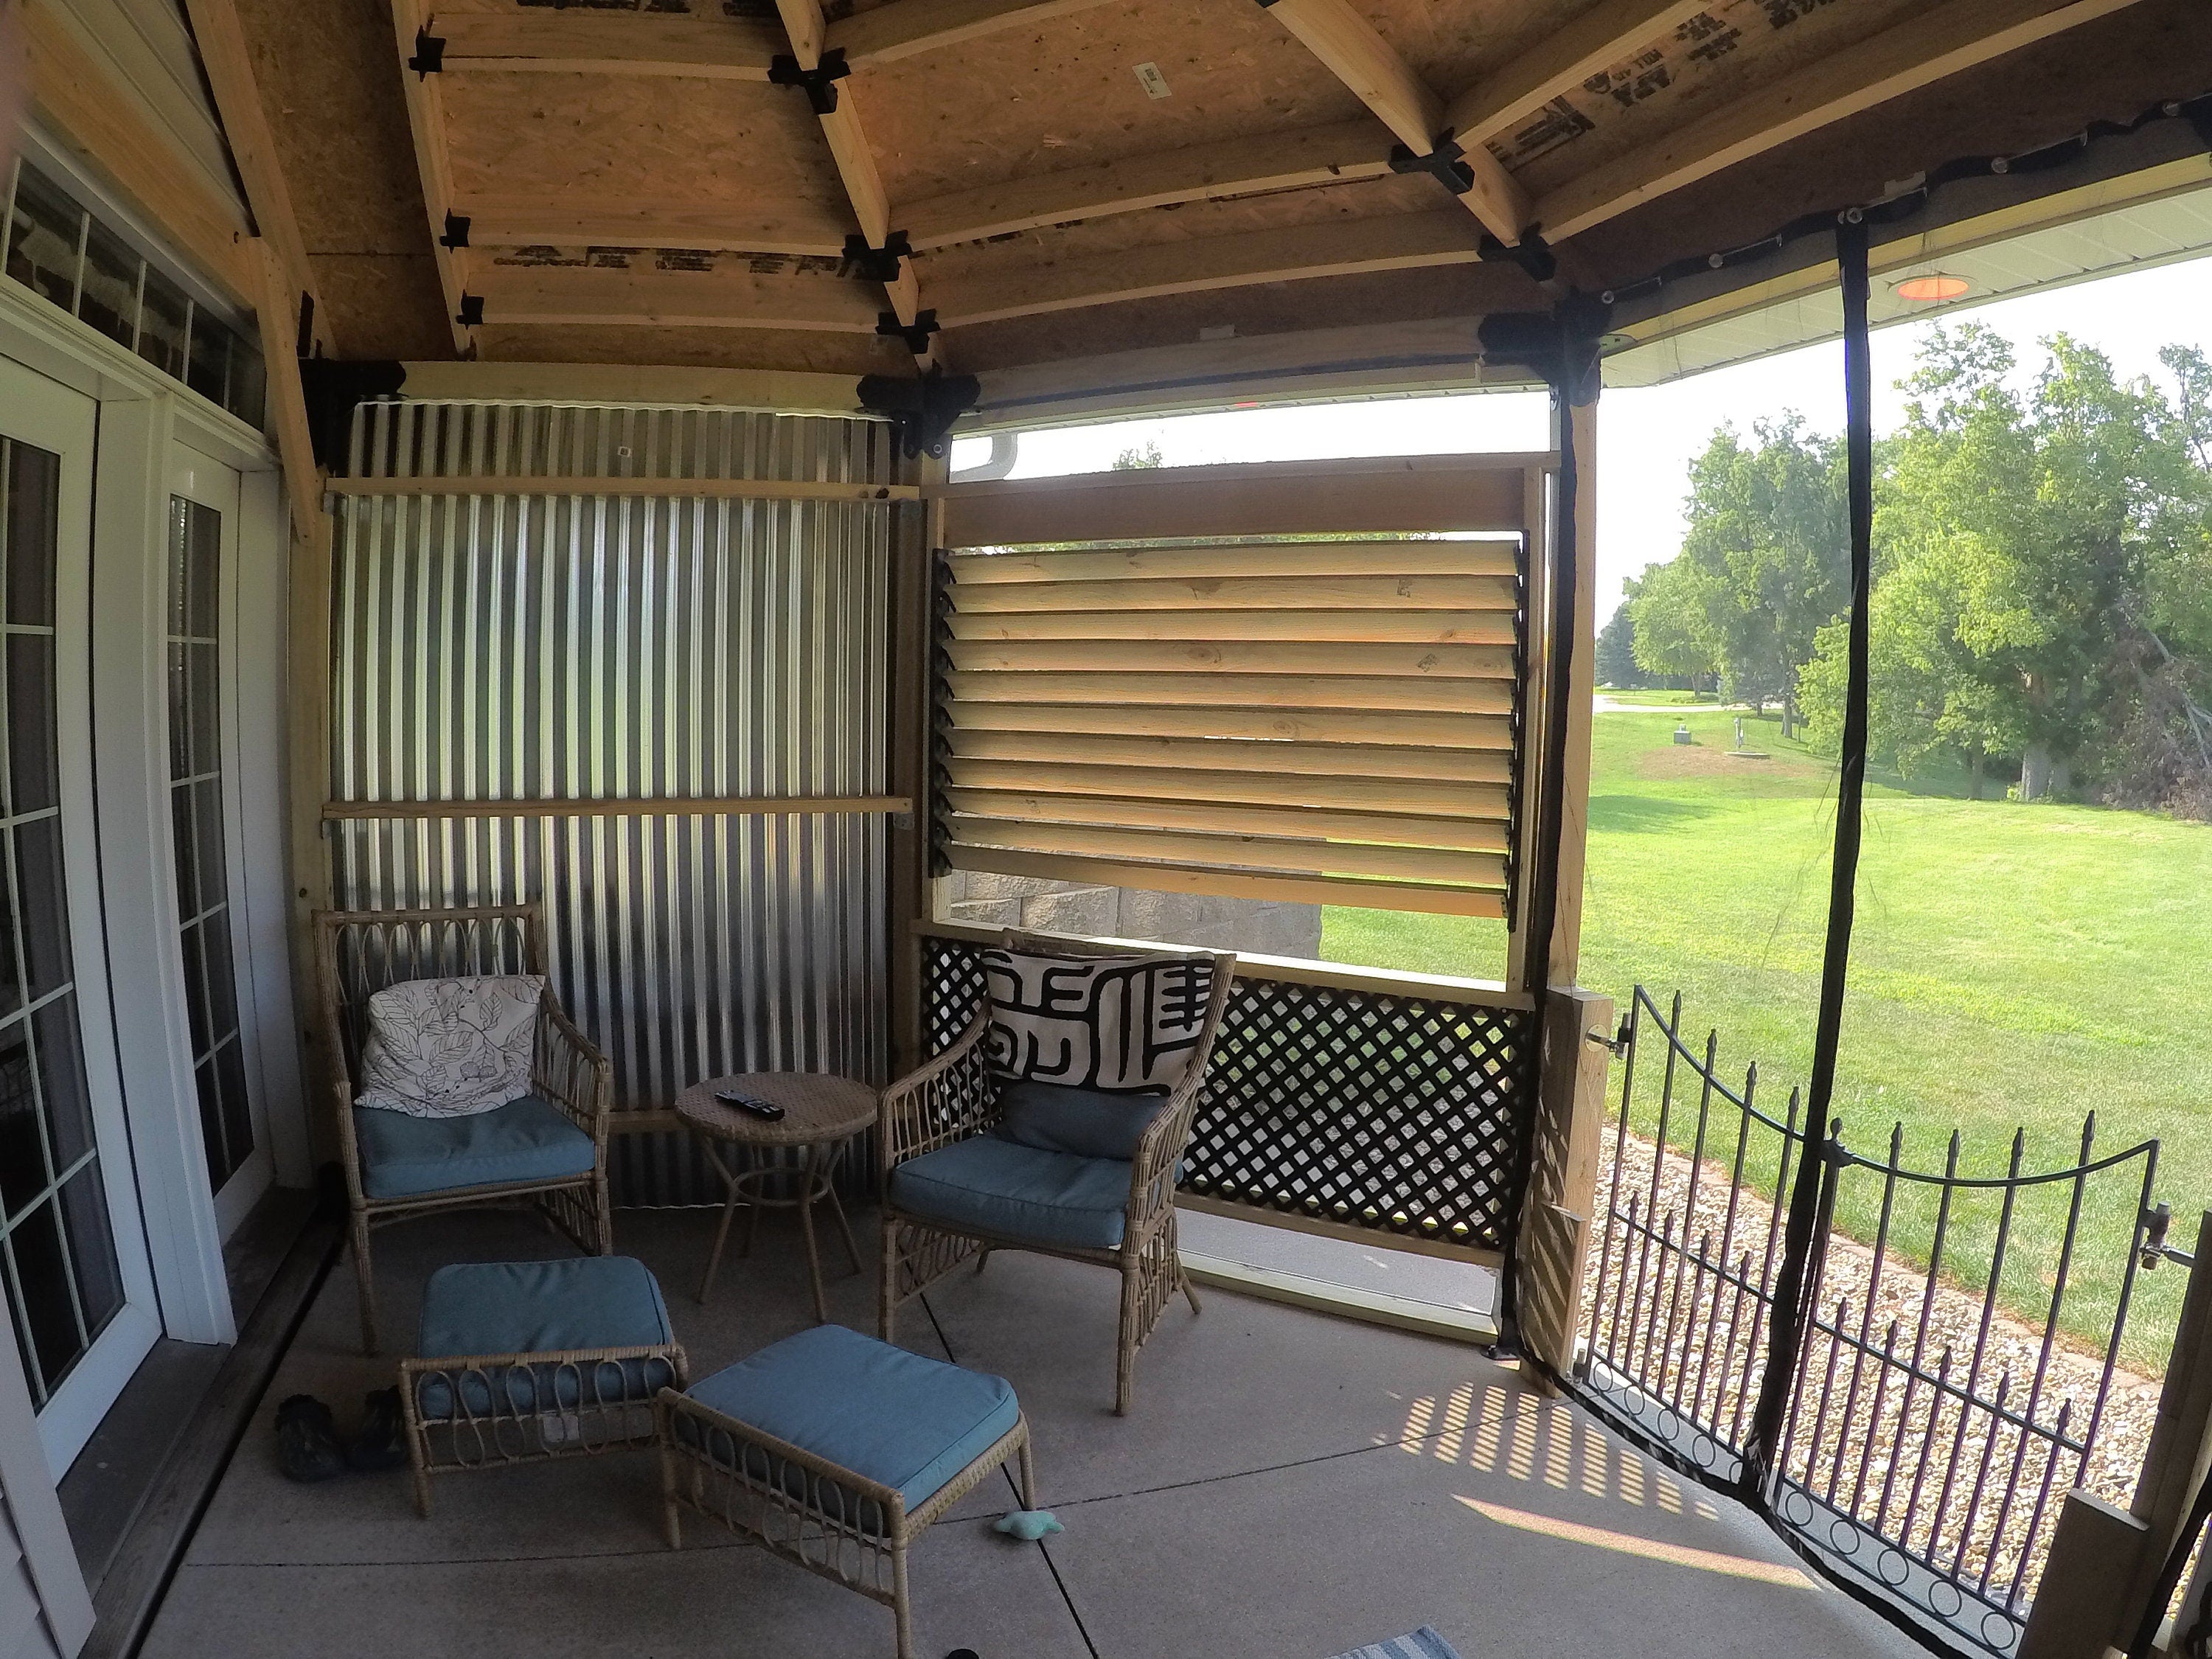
(945, 608), (1517, 645)
(946, 639), (1519, 679)
(1534, 0), (2153, 243)
(322, 795), (910, 820)
(947, 728), (1516, 779)
(456, 196), (854, 257)
(931, 209), (1485, 329)
(432, 11), (784, 77)
(473, 265), (882, 333)
(937, 453), (1545, 545)
(393, 361), (872, 414)
(1441, 0), (1711, 147)
(829, 0), (1119, 67)
(251, 241), (323, 533)
(950, 816), (1507, 888)
(945, 701), (1506, 748)
(901, 120), (1391, 250)
(326, 476), (917, 503)
(392, 0), (476, 352)
(953, 574), (1519, 613)
(945, 669), (1514, 715)
(1258, 0), (1531, 243)
(945, 787), (1512, 852)
(946, 540), (1521, 582)
(947, 845), (1509, 919)
(944, 757), (1513, 817)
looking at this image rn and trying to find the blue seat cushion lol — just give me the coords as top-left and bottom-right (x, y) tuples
(355, 1093), (596, 1200)
(681, 1324), (1019, 1526)
(995, 1077), (1166, 1161)
(414, 1256), (675, 1422)
(888, 1136), (1129, 1252)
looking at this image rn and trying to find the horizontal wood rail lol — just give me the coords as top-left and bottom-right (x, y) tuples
(915, 917), (1532, 1010)
(323, 796), (911, 821)
(325, 476), (919, 504)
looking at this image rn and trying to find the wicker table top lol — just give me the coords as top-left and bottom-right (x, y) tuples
(673, 1072), (877, 1149)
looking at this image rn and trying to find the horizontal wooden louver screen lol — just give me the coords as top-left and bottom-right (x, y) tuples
(934, 538), (1523, 918)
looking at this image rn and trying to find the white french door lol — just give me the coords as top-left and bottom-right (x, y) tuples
(0, 357), (161, 1474)
(166, 448), (273, 1237)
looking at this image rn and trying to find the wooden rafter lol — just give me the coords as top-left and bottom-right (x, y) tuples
(472, 265), (883, 333)
(248, 240), (324, 530)
(1257, 0), (1530, 246)
(454, 197), (853, 259)
(902, 119), (1393, 250)
(1441, 0), (1713, 150)
(931, 209), (1488, 328)
(392, 0), (476, 353)
(828, 0), (1119, 69)
(773, 0), (941, 369)
(429, 12), (782, 80)
(1534, 0), (2155, 243)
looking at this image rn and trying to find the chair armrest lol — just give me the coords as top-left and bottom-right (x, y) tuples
(878, 1005), (1002, 1180)
(532, 992), (613, 1145)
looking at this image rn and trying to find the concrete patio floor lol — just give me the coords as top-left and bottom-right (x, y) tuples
(139, 1204), (1930, 1659)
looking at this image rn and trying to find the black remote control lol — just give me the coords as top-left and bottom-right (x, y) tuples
(715, 1090), (787, 1121)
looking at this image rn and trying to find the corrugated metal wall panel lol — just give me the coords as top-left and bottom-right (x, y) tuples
(328, 402), (900, 1205)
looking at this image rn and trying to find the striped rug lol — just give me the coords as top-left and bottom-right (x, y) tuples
(1329, 1630), (1463, 1659)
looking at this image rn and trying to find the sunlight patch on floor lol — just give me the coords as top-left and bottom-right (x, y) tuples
(1402, 1383), (1719, 1518)
(1457, 1498), (1817, 1587)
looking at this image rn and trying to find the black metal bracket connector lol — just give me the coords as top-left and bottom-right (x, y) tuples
(858, 368), (981, 459)
(407, 27), (444, 75)
(1478, 229), (1557, 285)
(768, 48), (851, 115)
(877, 307), (939, 356)
(299, 358), (406, 474)
(1476, 290), (1610, 406)
(1389, 138), (1477, 195)
(843, 231), (913, 285)
(439, 212), (471, 251)
(456, 293), (484, 328)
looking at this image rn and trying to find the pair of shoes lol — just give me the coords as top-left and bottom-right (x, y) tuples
(276, 1389), (407, 1482)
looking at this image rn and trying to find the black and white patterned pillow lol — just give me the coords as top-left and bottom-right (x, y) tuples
(355, 974), (546, 1119)
(981, 949), (1213, 1094)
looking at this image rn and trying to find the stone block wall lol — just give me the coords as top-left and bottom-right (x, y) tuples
(939, 869), (1323, 960)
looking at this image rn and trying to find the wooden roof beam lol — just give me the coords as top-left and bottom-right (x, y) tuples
(902, 119), (1393, 250)
(829, 0), (1121, 70)
(930, 208), (1489, 327)
(467, 265), (884, 333)
(1534, 0), (2156, 244)
(394, 0), (477, 354)
(773, 0), (944, 369)
(1441, 0), (1714, 150)
(425, 12), (784, 80)
(453, 197), (855, 259)
(1257, 0), (1531, 246)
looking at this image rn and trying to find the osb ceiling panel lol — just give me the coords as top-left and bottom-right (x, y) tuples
(859, 0), (1361, 204)
(1355, 0), (1592, 94)
(310, 252), (456, 360)
(439, 75), (846, 207)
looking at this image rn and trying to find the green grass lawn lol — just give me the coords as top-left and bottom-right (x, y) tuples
(1324, 706), (2212, 1372)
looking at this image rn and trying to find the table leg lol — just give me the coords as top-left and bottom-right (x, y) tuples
(698, 1145), (744, 1305)
(741, 1145), (765, 1259)
(797, 1144), (829, 1324)
(823, 1178), (865, 1279)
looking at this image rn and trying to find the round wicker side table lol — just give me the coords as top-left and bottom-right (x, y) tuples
(674, 1071), (877, 1324)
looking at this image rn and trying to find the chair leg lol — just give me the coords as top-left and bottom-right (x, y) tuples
(1017, 1438), (1037, 1510)
(1183, 1272), (1204, 1316)
(352, 1211), (380, 1355)
(892, 1543), (914, 1659)
(879, 1217), (900, 1341)
(974, 1248), (992, 1276)
(1115, 1265), (1140, 1416)
(593, 1171), (614, 1255)
(658, 1439), (684, 1550)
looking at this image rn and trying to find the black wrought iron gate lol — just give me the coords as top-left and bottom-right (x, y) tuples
(1573, 987), (2163, 1658)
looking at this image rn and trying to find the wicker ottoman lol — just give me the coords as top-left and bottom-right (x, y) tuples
(657, 1324), (1034, 1659)
(399, 1256), (688, 1516)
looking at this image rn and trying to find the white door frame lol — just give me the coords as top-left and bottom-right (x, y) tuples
(0, 355), (165, 1472)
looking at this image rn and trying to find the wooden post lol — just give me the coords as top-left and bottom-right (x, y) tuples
(887, 452), (946, 1082)
(1515, 987), (1612, 1389)
(2019, 1211), (2212, 1659)
(1548, 397), (1599, 989)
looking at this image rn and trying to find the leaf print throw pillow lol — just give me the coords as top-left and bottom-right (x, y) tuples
(355, 975), (546, 1119)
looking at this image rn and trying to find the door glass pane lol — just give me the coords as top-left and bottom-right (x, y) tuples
(166, 497), (252, 1192)
(0, 436), (122, 1411)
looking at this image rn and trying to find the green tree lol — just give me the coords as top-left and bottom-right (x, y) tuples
(1113, 439), (1165, 470)
(1624, 558), (1719, 686)
(1596, 602), (1645, 689)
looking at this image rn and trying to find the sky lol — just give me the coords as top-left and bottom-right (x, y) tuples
(948, 257), (2212, 625)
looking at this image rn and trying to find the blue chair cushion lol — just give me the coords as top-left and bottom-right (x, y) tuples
(995, 1077), (1165, 1161)
(681, 1324), (1019, 1524)
(888, 1136), (1129, 1252)
(355, 1093), (596, 1200)
(413, 1256), (676, 1422)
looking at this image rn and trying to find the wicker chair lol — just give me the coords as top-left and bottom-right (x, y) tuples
(877, 933), (1235, 1413)
(315, 905), (614, 1352)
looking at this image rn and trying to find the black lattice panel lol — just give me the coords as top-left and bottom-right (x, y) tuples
(923, 936), (1535, 1253)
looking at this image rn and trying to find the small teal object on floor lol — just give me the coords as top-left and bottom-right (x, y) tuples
(993, 1508), (1062, 1540)
(1329, 1630), (1463, 1659)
